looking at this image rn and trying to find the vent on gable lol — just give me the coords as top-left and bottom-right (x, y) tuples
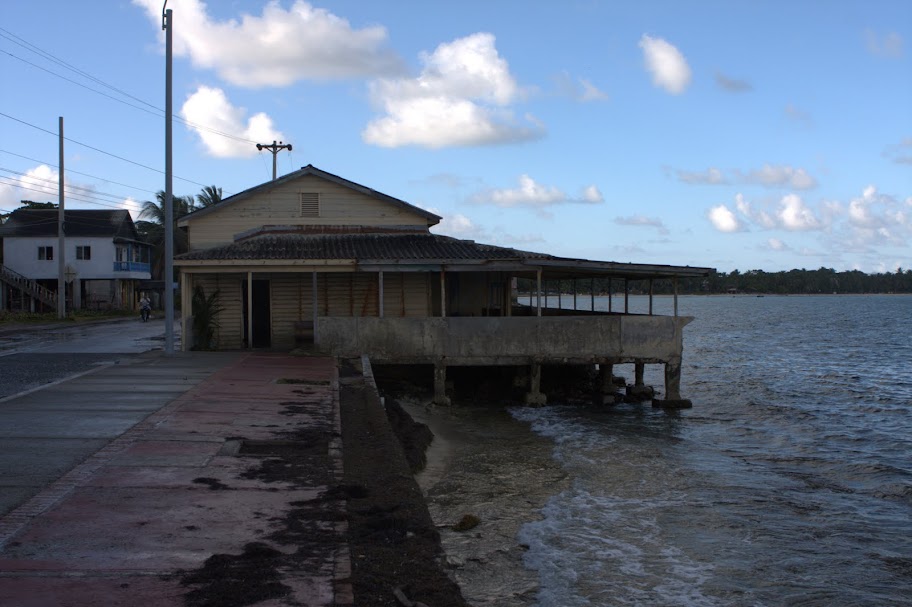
(300, 192), (320, 217)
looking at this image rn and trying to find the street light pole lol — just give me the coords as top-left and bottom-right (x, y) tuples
(162, 3), (174, 354)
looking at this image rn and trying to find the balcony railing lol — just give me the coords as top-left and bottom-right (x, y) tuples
(113, 261), (151, 273)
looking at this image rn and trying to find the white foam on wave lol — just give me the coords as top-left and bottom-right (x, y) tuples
(511, 406), (719, 606)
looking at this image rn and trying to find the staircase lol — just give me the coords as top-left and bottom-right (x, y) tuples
(0, 264), (57, 309)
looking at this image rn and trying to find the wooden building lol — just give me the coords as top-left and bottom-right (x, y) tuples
(176, 165), (713, 406)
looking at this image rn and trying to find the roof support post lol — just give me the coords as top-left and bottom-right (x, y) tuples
(378, 270), (384, 318)
(591, 278), (595, 312)
(536, 269), (542, 317)
(246, 271), (253, 349)
(558, 282), (562, 310)
(624, 279), (629, 314)
(440, 269), (446, 317)
(649, 279), (654, 315)
(674, 276), (679, 317)
(180, 271), (190, 351)
(608, 278), (612, 313)
(312, 271), (318, 342)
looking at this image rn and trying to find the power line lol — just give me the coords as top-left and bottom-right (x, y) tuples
(0, 166), (139, 207)
(0, 29), (261, 146)
(0, 177), (139, 211)
(0, 111), (212, 190)
(0, 149), (157, 196)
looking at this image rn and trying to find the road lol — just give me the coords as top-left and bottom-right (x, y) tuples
(0, 316), (180, 399)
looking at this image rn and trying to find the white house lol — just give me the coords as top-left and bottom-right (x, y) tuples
(0, 208), (152, 311)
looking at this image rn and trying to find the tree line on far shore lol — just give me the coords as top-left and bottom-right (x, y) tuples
(522, 267), (912, 296)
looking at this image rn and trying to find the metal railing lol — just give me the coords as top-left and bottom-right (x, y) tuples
(113, 261), (151, 273)
(0, 264), (57, 307)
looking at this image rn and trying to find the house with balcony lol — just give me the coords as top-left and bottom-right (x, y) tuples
(176, 165), (713, 406)
(0, 208), (152, 312)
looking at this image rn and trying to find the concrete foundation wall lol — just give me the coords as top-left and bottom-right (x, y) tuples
(318, 315), (692, 365)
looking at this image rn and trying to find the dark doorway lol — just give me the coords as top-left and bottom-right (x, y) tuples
(243, 279), (272, 348)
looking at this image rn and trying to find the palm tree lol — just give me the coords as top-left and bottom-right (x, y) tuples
(138, 190), (194, 280)
(196, 185), (223, 208)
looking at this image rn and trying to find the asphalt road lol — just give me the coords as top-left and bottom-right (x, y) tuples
(0, 316), (179, 399)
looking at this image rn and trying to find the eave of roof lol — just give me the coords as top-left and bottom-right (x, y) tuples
(177, 165), (442, 226)
(174, 232), (714, 279)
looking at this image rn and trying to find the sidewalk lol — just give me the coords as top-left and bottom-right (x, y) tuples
(0, 351), (350, 607)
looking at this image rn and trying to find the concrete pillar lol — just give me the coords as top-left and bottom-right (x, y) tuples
(433, 360), (450, 406)
(596, 363), (619, 406)
(628, 361), (655, 401)
(653, 357), (692, 409)
(524, 362), (547, 406)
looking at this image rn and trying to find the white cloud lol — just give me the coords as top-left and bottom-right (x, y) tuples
(181, 86), (285, 158)
(363, 33), (542, 148)
(0, 165), (136, 212)
(639, 35), (692, 95)
(714, 72), (752, 93)
(677, 167), (726, 184)
(766, 238), (789, 251)
(0, 165), (59, 206)
(778, 193), (821, 231)
(133, 0), (403, 87)
(708, 204), (743, 232)
(884, 137), (912, 165)
(470, 175), (603, 207)
(614, 215), (669, 234)
(864, 28), (904, 58)
(738, 164), (817, 190)
(735, 193), (776, 228)
(428, 208), (544, 246)
(579, 79), (610, 102)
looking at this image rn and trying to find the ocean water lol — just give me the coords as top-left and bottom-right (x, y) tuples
(508, 295), (912, 606)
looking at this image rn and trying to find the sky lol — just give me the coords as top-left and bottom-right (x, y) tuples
(1, 0), (910, 273)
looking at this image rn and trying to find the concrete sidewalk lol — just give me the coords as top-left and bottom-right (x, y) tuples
(0, 352), (350, 607)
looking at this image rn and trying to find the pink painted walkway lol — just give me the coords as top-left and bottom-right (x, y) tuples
(0, 353), (351, 607)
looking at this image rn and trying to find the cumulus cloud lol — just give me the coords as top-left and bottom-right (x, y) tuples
(639, 35), (692, 94)
(469, 175), (603, 207)
(777, 193), (821, 231)
(708, 204), (743, 232)
(428, 209), (544, 246)
(363, 33), (542, 148)
(737, 164), (818, 190)
(181, 86), (285, 158)
(677, 167), (727, 185)
(0, 165), (136, 212)
(714, 72), (752, 92)
(864, 28), (904, 58)
(676, 165), (816, 189)
(133, 0), (403, 87)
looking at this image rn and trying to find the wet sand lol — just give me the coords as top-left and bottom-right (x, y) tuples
(400, 399), (570, 607)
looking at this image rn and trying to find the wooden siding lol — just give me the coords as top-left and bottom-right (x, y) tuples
(191, 274), (243, 349)
(188, 175), (431, 250)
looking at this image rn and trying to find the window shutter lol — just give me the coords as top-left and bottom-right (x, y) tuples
(300, 192), (320, 217)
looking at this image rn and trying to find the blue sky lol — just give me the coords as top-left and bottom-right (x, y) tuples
(1, 0), (910, 273)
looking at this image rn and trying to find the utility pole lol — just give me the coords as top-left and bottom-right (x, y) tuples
(162, 2), (174, 354)
(256, 141), (292, 180)
(57, 116), (65, 319)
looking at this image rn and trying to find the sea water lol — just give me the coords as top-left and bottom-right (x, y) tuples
(508, 294), (912, 606)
